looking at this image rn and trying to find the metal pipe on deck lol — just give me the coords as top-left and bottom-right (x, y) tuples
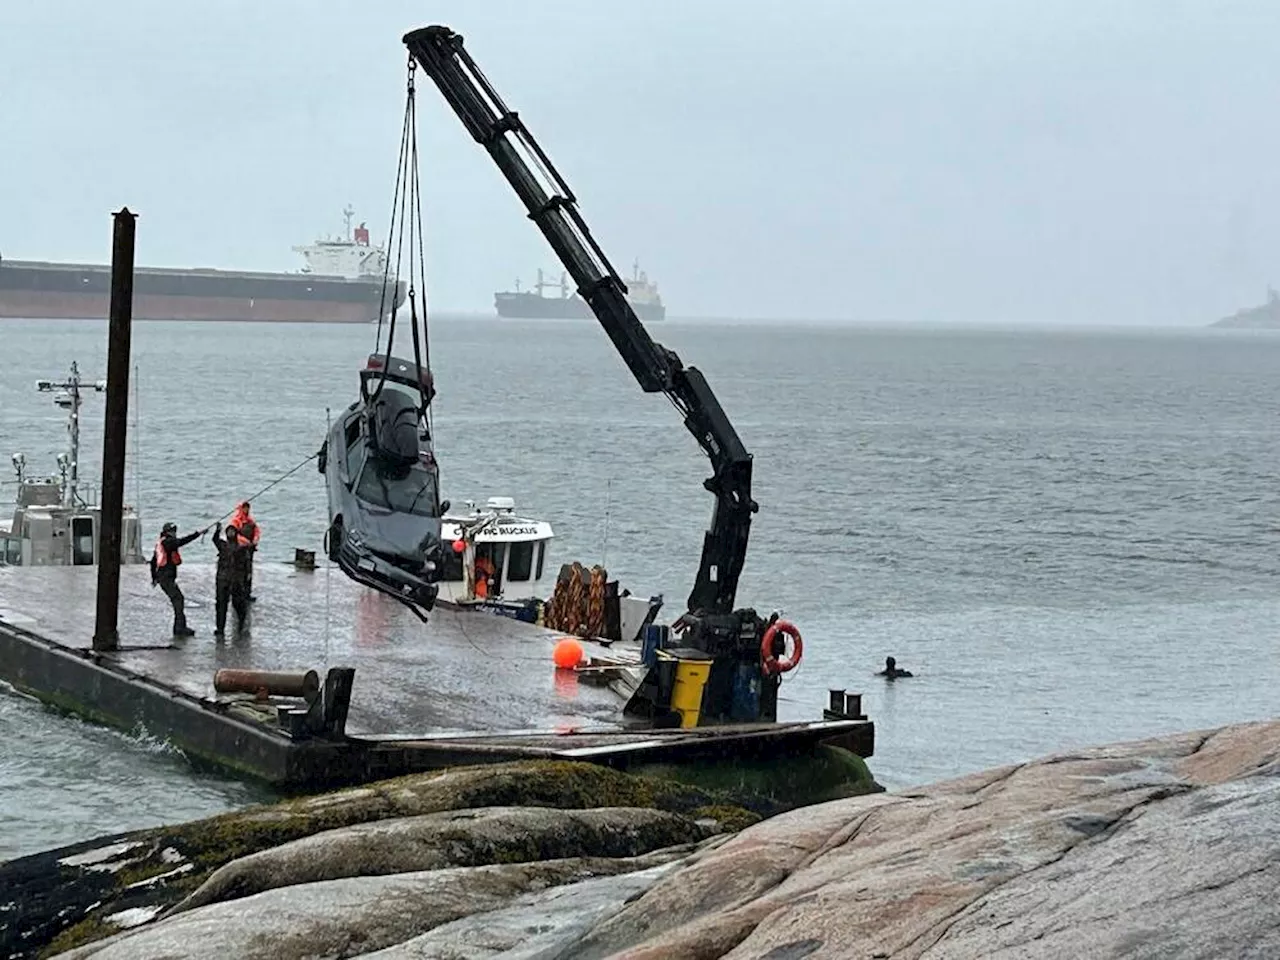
(93, 208), (137, 652)
(214, 668), (321, 700)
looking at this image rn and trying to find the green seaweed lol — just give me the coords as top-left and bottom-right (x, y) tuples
(690, 804), (763, 832)
(632, 745), (884, 815)
(39, 914), (115, 959)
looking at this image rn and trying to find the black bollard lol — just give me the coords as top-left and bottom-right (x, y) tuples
(93, 208), (137, 652)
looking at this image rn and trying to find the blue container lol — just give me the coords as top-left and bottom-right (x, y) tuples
(641, 623), (667, 666)
(730, 663), (761, 721)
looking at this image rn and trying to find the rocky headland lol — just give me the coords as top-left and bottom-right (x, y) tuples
(3, 719), (1278, 959)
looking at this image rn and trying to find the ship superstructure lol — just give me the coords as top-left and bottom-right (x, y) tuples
(495, 259), (665, 323)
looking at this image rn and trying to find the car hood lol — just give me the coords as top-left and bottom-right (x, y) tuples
(349, 503), (442, 565)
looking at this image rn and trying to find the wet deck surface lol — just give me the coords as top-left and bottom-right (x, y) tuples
(0, 562), (632, 737)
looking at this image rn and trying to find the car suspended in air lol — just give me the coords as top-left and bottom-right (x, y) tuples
(318, 353), (446, 620)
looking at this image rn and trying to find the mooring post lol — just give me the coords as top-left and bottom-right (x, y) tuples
(93, 207), (137, 652)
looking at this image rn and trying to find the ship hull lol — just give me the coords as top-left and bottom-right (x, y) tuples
(494, 291), (665, 323)
(0, 260), (406, 323)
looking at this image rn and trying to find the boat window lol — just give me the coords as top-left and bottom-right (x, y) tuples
(507, 540), (534, 582)
(2, 537), (21, 566)
(71, 516), (95, 565)
(476, 542), (504, 593)
(441, 543), (464, 582)
(355, 461), (439, 517)
(535, 541), (545, 581)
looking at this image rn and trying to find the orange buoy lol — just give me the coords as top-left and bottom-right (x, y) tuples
(553, 637), (585, 669)
(452, 539), (466, 554)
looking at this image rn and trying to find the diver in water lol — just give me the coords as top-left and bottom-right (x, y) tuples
(877, 656), (914, 680)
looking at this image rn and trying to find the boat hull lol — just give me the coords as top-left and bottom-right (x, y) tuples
(494, 291), (665, 323)
(0, 259), (406, 323)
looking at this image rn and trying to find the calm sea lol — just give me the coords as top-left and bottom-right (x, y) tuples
(2, 316), (1278, 860)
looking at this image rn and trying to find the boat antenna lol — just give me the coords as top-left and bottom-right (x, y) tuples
(36, 362), (104, 509)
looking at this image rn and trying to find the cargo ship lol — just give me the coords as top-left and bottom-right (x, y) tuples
(494, 259), (665, 323)
(0, 207), (406, 324)
(1213, 286), (1280, 329)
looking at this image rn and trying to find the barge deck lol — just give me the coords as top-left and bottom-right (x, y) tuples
(0, 563), (873, 790)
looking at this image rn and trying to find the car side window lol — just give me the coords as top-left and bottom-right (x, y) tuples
(344, 418), (363, 481)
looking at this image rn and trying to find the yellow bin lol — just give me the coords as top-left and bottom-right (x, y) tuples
(663, 649), (714, 728)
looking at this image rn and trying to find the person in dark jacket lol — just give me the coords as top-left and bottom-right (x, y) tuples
(150, 521), (204, 636)
(212, 521), (251, 637)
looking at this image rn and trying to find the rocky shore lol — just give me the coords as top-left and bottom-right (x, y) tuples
(5, 719), (1279, 959)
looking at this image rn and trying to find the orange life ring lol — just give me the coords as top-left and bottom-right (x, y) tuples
(761, 620), (803, 675)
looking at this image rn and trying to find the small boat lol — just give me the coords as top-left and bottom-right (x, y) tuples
(437, 497), (665, 644)
(0, 363), (145, 567)
(436, 497), (555, 615)
(318, 352), (445, 620)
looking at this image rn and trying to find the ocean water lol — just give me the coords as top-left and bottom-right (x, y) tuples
(1, 316), (1278, 861)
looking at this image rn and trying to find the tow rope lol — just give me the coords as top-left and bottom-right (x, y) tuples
(204, 450), (320, 528)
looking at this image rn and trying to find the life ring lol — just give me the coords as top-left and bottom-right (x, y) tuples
(761, 620), (803, 675)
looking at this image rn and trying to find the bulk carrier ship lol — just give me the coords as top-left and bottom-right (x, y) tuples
(0, 207), (406, 324)
(494, 259), (665, 323)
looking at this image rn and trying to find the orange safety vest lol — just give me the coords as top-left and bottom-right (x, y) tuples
(474, 556), (494, 598)
(154, 537), (182, 568)
(231, 509), (260, 545)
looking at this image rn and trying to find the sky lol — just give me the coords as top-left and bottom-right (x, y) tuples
(2, 0), (1279, 325)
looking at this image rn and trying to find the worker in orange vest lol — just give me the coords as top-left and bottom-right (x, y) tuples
(228, 501), (261, 602)
(149, 521), (205, 636)
(474, 553), (495, 600)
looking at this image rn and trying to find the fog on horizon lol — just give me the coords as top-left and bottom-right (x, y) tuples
(2, 0), (1278, 326)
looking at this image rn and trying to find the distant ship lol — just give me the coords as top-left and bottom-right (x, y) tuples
(494, 260), (665, 323)
(0, 206), (406, 324)
(1213, 286), (1280, 329)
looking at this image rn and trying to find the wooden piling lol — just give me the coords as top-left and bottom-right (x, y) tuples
(92, 208), (136, 652)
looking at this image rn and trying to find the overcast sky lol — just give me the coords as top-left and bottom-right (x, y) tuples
(3, 0), (1278, 324)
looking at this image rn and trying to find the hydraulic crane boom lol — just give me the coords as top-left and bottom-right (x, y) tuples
(405, 26), (757, 617)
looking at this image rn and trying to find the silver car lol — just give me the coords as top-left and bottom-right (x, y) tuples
(319, 354), (445, 619)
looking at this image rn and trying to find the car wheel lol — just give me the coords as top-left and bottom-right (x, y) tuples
(327, 516), (343, 562)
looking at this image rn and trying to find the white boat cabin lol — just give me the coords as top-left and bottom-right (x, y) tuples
(1, 471), (144, 567)
(437, 497), (554, 605)
(1, 363), (144, 567)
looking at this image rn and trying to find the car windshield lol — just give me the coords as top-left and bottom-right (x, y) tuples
(355, 459), (439, 518)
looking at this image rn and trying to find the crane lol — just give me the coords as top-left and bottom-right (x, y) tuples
(405, 26), (795, 723)
(404, 25), (756, 616)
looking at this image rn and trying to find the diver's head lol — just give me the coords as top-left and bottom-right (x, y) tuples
(885, 656), (896, 670)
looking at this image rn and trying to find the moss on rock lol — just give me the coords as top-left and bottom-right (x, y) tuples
(631, 745), (884, 816)
(690, 804), (763, 832)
(15, 752), (877, 960)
